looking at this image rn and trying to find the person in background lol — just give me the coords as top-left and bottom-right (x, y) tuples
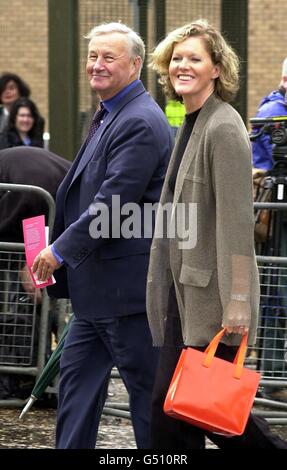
(0, 72), (30, 134)
(0, 97), (44, 149)
(146, 19), (287, 448)
(165, 99), (185, 137)
(0, 146), (71, 242)
(0, 146), (71, 401)
(252, 57), (287, 172)
(31, 22), (173, 449)
(251, 58), (287, 402)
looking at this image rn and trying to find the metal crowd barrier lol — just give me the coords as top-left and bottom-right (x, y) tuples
(1, 192), (287, 430)
(252, 201), (287, 424)
(0, 184), (56, 407)
(0, 183), (127, 419)
(106, 202), (287, 424)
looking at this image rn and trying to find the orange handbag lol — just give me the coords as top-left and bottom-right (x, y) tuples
(164, 328), (261, 436)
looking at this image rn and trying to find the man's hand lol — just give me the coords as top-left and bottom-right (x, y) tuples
(20, 264), (42, 304)
(32, 245), (61, 282)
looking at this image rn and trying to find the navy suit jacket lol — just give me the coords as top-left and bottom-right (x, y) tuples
(47, 81), (173, 318)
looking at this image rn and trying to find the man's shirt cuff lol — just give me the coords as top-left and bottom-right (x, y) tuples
(51, 244), (64, 264)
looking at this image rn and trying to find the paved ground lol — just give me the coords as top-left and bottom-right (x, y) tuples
(0, 377), (136, 449)
(0, 407), (136, 449)
(0, 378), (287, 449)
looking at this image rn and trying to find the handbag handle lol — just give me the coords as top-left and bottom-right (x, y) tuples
(203, 328), (248, 379)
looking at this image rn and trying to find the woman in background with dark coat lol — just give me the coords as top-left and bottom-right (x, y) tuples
(0, 73), (30, 134)
(0, 97), (44, 149)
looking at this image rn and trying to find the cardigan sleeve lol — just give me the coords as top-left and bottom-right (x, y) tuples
(210, 112), (255, 327)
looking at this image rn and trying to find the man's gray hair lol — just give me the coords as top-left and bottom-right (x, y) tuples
(86, 22), (145, 62)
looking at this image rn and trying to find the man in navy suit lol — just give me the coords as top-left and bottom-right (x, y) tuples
(32, 22), (173, 448)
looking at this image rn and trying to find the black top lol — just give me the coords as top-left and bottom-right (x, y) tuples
(169, 109), (201, 193)
(0, 128), (44, 150)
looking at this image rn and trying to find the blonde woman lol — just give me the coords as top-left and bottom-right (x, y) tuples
(147, 19), (287, 449)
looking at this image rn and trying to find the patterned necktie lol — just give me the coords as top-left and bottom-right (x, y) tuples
(86, 103), (106, 145)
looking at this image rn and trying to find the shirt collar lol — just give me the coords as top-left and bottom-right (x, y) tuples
(102, 79), (140, 113)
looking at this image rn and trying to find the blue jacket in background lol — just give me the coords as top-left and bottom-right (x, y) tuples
(252, 90), (287, 170)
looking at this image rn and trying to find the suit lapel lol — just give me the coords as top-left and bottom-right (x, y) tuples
(71, 123), (106, 182)
(71, 82), (146, 185)
(59, 139), (86, 195)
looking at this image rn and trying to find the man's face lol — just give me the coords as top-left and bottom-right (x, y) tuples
(86, 32), (141, 100)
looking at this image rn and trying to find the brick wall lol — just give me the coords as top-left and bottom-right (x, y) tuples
(0, 0), (48, 130)
(166, 0), (221, 31)
(78, 0), (132, 115)
(0, 0), (286, 133)
(248, 0), (287, 124)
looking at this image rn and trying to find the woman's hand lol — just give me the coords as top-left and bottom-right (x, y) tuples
(222, 299), (251, 335)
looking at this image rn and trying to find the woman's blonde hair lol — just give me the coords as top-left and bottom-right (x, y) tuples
(150, 19), (239, 103)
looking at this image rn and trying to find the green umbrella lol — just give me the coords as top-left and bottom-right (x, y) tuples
(19, 316), (72, 419)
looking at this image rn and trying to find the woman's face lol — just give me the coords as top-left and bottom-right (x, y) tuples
(169, 36), (220, 111)
(1, 80), (20, 107)
(15, 106), (34, 133)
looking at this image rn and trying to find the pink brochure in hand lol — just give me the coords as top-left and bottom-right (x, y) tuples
(22, 215), (56, 288)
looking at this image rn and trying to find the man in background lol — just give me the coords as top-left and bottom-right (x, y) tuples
(0, 146), (71, 400)
(251, 59), (287, 402)
(0, 146), (71, 242)
(252, 57), (287, 172)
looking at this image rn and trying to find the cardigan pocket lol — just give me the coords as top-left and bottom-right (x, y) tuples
(179, 264), (213, 287)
